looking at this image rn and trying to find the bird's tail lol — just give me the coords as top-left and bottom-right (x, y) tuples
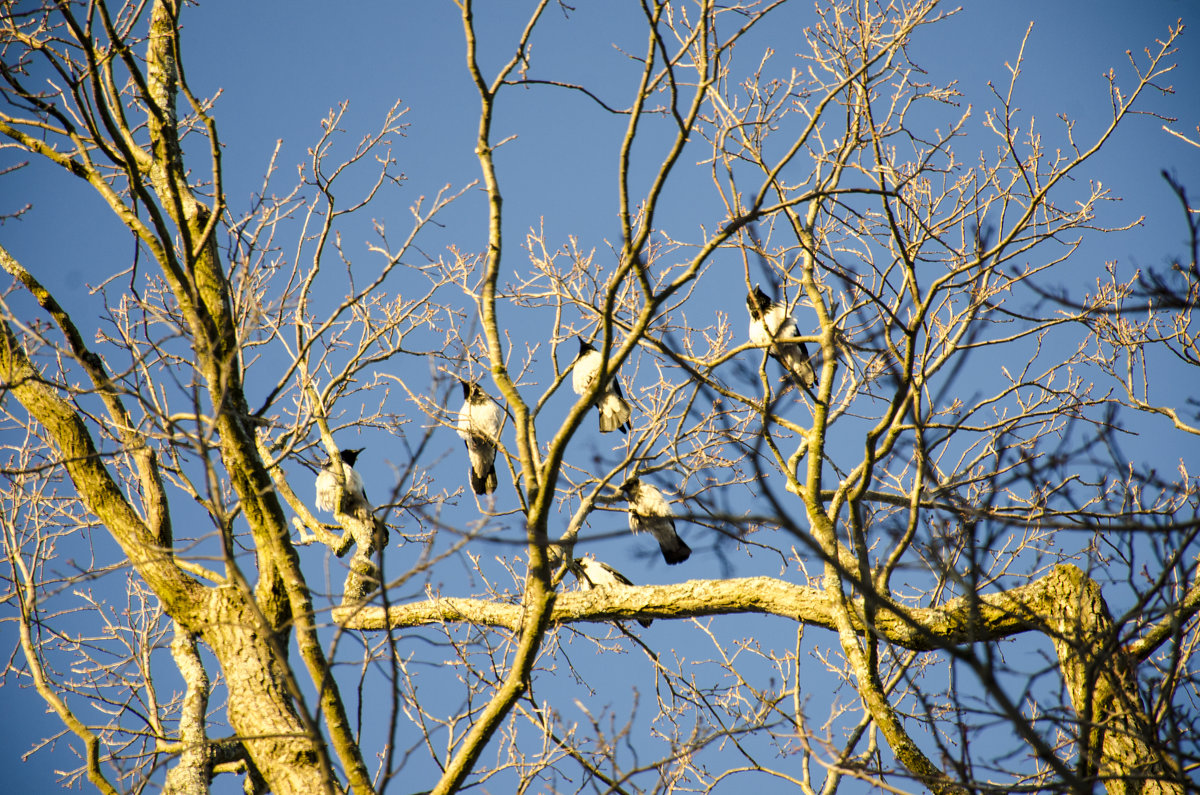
(781, 344), (817, 389)
(659, 534), (692, 565)
(599, 393), (633, 434)
(469, 463), (498, 495)
(372, 516), (389, 550)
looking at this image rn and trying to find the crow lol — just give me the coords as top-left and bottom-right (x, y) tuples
(746, 284), (816, 388)
(572, 338), (632, 433)
(315, 447), (371, 519)
(456, 380), (503, 495)
(621, 476), (691, 565)
(562, 553), (653, 628)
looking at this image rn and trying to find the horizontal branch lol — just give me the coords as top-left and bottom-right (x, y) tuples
(335, 573), (1055, 651)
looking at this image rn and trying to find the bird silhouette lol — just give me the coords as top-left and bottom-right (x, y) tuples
(315, 447), (371, 519)
(572, 338), (632, 433)
(746, 284), (816, 388)
(622, 476), (691, 565)
(457, 380), (503, 494)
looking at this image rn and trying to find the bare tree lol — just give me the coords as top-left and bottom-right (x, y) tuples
(1, 1), (1196, 794)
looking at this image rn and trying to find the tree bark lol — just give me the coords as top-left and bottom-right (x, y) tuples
(163, 625), (213, 795)
(1026, 566), (1184, 794)
(0, 319), (337, 794)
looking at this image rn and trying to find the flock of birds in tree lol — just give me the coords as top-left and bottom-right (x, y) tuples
(313, 286), (815, 620)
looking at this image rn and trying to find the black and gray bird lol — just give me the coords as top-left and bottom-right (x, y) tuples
(746, 284), (816, 388)
(456, 380), (503, 495)
(621, 476), (690, 565)
(572, 338), (632, 434)
(563, 554), (652, 628)
(315, 447), (371, 518)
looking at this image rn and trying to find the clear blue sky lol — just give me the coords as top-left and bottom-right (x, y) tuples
(1, 1), (1197, 792)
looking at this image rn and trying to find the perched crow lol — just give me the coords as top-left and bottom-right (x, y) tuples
(315, 447), (371, 518)
(621, 476), (691, 565)
(572, 338), (632, 434)
(456, 380), (503, 495)
(746, 284), (816, 388)
(563, 554), (652, 628)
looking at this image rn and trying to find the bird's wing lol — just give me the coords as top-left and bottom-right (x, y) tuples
(602, 562), (635, 587)
(647, 514), (677, 538)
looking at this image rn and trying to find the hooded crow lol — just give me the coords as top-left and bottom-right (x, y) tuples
(746, 284), (816, 388)
(563, 554), (652, 628)
(622, 476), (690, 565)
(457, 380), (503, 495)
(315, 447), (371, 518)
(572, 338), (632, 434)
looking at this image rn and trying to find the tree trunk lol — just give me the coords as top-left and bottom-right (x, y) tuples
(1030, 566), (1184, 794)
(203, 591), (333, 794)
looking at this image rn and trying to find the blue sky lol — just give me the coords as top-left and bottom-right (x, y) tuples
(1, 1), (1198, 792)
